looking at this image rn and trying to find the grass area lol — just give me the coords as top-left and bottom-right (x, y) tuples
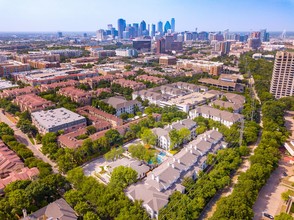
(29, 136), (35, 145)
(169, 150), (179, 155)
(99, 166), (106, 174)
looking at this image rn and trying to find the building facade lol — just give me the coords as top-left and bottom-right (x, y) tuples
(270, 51), (294, 99)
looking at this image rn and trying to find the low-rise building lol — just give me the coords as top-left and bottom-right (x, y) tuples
(23, 198), (77, 220)
(14, 53), (60, 63)
(83, 75), (118, 89)
(115, 48), (138, 57)
(198, 78), (244, 92)
(13, 94), (55, 112)
(0, 86), (38, 99)
(189, 105), (244, 127)
(153, 119), (197, 150)
(177, 59), (223, 75)
(58, 87), (92, 105)
(136, 75), (168, 85)
(103, 96), (142, 116)
(39, 80), (79, 92)
(11, 68), (98, 86)
(31, 107), (87, 134)
(112, 78), (146, 91)
(0, 80), (18, 91)
(159, 56), (177, 65)
(27, 59), (60, 69)
(210, 100), (243, 113)
(76, 105), (123, 127)
(126, 129), (225, 219)
(106, 158), (150, 179)
(0, 61), (30, 77)
(0, 141), (24, 177)
(0, 167), (39, 192)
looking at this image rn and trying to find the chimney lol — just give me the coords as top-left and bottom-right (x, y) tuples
(216, 128), (219, 131)
(204, 137), (207, 142)
(190, 149), (193, 154)
(167, 162), (170, 167)
(185, 148), (188, 152)
(151, 173), (155, 180)
(173, 157), (176, 162)
(156, 176), (160, 183)
(177, 159), (180, 164)
(171, 163), (175, 168)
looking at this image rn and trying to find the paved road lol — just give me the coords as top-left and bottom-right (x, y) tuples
(0, 110), (59, 173)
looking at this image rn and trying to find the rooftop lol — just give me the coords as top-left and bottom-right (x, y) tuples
(31, 108), (85, 129)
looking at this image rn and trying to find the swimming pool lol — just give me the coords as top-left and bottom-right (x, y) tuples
(148, 152), (166, 164)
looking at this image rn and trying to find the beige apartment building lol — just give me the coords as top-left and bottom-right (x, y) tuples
(270, 51), (294, 99)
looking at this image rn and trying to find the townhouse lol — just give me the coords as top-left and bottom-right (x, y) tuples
(13, 94), (55, 112)
(189, 105), (244, 127)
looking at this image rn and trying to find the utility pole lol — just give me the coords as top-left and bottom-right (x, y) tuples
(239, 118), (244, 147)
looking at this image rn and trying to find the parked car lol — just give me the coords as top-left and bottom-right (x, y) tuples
(262, 212), (274, 219)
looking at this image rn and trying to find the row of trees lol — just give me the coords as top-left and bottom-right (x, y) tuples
(159, 147), (245, 219)
(210, 101), (289, 219)
(0, 122), (52, 178)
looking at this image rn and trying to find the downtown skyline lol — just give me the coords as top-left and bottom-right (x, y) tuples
(0, 0), (294, 32)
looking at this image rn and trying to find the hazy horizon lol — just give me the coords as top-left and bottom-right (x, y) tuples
(0, 0), (294, 32)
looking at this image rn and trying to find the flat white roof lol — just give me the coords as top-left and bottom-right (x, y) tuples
(32, 107), (85, 129)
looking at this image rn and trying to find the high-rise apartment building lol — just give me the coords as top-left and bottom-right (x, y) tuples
(118, 18), (126, 39)
(270, 51), (294, 99)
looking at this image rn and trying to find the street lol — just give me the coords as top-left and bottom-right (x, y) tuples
(0, 110), (59, 173)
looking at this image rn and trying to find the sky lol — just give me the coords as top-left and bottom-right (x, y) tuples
(0, 0), (293, 32)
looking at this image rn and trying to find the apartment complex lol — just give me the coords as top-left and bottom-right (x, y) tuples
(112, 78), (146, 91)
(152, 119), (197, 150)
(39, 80), (79, 92)
(0, 141), (39, 192)
(132, 82), (212, 112)
(189, 105), (244, 127)
(126, 129), (226, 219)
(198, 78), (244, 92)
(103, 96), (142, 116)
(14, 53), (60, 63)
(270, 51), (294, 99)
(177, 59), (223, 75)
(0, 61), (30, 77)
(11, 68), (98, 86)
(136, 75), (168, 85)
(58, 87), (92, 105)
(0, 86), (38, 99)
(13, 94), (55, 112)
(31, 108), (87, 134)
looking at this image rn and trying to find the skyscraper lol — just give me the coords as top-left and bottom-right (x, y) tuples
(260, 29), (270, 42)
(164, 21), (171, 33)
(171, 18), (175, 32)
(139, 20), (147, 36)
(270, 51), (294, 99)
(157, 21), (163, 35)
(117, 18), (126, 39)
(151, 24), (156, 37)
(133, 23), (139, 38)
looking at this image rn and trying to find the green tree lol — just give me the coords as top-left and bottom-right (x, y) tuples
(84, 211), (101, 220)
(169, 129), (181, 149)
(86, 126), (97, 135)
(109, 166), (137, 189)
(140, 128), (157, 146)
(275, 213), (294, 220)
(178, 127), (191, 143)
(105, 129), (122, 146)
